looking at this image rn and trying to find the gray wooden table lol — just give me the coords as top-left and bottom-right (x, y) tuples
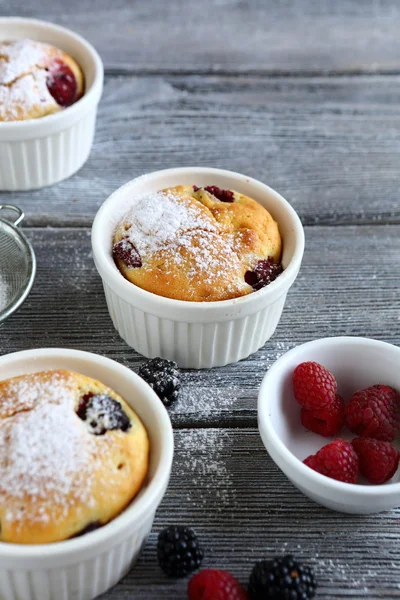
(2, 1), (400, 598)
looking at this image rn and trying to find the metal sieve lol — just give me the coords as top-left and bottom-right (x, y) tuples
(0, 204), (36, 324)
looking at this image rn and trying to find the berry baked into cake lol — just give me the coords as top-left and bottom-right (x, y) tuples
(113, 185), (282, 302)
(0, 370), (149, 544)
(0, 39), (84, 121)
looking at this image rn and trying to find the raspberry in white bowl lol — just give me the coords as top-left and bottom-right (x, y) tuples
(258, 336), (400, 514)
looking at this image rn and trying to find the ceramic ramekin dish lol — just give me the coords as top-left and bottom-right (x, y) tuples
(0, 348), (173, 600)
(258, 336), (400, 514)
(0, 18), (103, 191)
(92, 167), (305, 369)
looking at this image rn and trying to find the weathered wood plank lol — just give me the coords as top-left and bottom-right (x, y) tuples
(2, 224), (398, 427)
(3, 74), (400, 227)
(5, 0), (400, 75)
(98, 428), (400, 599)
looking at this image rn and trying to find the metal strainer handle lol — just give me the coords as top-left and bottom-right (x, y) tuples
(0, 205), (24, 227)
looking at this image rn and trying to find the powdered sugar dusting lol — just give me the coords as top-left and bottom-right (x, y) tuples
(116, 190), (249, 297)
(0, 70), (57, 120)
(0, 39), (59, 121)
(120, 190), (219, 257)
(0, 371), (98, 527)
(0, 370), (73, 419)
(0, 39), (49, 84)
(176, 429), (236, 509)
(170, 385), (235, 418)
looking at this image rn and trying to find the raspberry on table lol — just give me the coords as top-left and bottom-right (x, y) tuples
(248, 555), (317, 600)
(157, 525), (203, 577)
(303, 438), (359, 483)
(188, 569), (249, 600)
(344, 384), (400, 442)
(139, 357), (181, 407)
(352, 437), (400, 484)
(293, 361), (337, 410)
(301, 393), (345, 437)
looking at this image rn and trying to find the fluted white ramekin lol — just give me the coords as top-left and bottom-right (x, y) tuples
(0, 348), (173, 600)
(0, 18), (103, 190)
(92, 167), (305, 369)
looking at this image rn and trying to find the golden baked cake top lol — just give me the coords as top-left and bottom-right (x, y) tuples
(0, 369), (149, 544)
(0, 39), (84, 122)
(113, 184), (282, 302)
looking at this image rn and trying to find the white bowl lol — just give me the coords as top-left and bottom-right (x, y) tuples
(0, 348), (173, 600)
(0, 18), (103, 190)
(258, 336), (400, 514)
(91, 167), (305, 369)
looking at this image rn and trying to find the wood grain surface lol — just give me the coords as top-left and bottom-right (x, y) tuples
(6, 224), (399, 429)
(5, 0), (400, 75)
(3, 74), (400, 226)
(105, 429), (400, 599)
(1, 0), (400, 598)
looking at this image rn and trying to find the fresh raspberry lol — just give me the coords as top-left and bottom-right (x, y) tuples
(301, 393), (345, 437)
(352, 437), (400, 484)
(344, 385), (400, 442)
(188, 569), (249, 600)
(293, 361), (337, 410)
(303, 439), (359, 483)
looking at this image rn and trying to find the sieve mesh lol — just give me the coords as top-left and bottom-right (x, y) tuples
(0, 205), (36, 322)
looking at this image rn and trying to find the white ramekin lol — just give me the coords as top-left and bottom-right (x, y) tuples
(92, 167), (305, 369)
(0, 348), (173, 600)
(258, 337), (400, 514)
(0, 18), (103, 191)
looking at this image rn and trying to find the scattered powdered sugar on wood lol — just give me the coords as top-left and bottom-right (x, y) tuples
(258, 340), (295, 363)
(170, 384), (236, 418)
(175, 429), (236, 510)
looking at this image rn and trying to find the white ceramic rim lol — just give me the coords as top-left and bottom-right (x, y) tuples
(258, 336), (400, 498)
(0, 17), (103, 136)
(92, 167), (305, 318)
(0, 348), (173, 559)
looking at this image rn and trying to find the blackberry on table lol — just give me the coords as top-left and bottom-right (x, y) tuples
(157, 525), (203, 577)
(138, 357), (181, 407)
(249, 555), (317, 600)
